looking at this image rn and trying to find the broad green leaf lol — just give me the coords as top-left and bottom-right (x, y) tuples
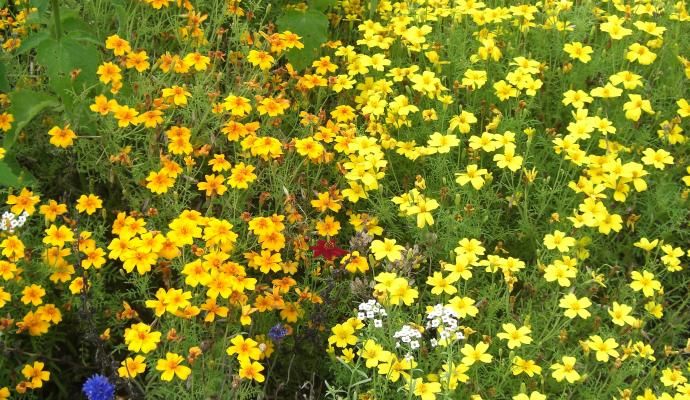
(35, 37), (99, 111)
(276, 9), (329, 71)
(29, 0), (49, 12)
(15, 30), (51, 55)
(61, 9), (99, 41)
(0, 160), (24, 187)
(5, 90), (59, 149)
(309, 0), (336, 11)
(0, 61), (8, 92)
(0, 156), (36, 188)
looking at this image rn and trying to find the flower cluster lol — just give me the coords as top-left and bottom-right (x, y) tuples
(425, 304), (464, 347)
(356, 299), (387, 328)
(0, 210), (28, 233)
(393, 324), (424, 351)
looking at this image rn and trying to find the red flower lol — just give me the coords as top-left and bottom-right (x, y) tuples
(310, 239), (347, 260)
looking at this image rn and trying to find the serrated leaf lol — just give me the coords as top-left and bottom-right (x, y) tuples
(276, 9), (329, 71)
(0, 62), (8, 92)
(309, 0), (336, 11)
(35, 37), (99, 110)
(5, 90), (59, 149)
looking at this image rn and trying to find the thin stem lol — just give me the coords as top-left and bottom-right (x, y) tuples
(51, 0), (62, 40)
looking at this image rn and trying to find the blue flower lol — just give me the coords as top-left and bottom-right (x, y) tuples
(82, 374), (115, 400)
(268, 323), (288, 342)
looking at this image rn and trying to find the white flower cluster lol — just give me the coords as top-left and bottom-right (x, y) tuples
(425, 304), (465, 347)
(357, 299), (387, 328)
(393, 324), (423, 350)
(0, 211), (28, 233)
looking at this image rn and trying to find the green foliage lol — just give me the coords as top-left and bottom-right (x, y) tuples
(35, 37), (99, 111)
(4, 90), (58, 149)
(1, 0), (690, 399)
(276, 9), (329, 71)
(309, 0), (336, 12)
(0, 61), (8, 92)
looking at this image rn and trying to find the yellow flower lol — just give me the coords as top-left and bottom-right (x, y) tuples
(623, 94), (654, 122)
(238, 360), (265, 382)
(626, 43), (657, 65)
(43, 224), (75, 247)
(426, 132), (459, 154)
(512, 356), (542, 377)
(316, 215), (341, 237)
(105, 34), (131, 55)
(493, 80), (517, 100)
(497, 323), (532, 349)
(461, 69), (487, 89)
(162, 85), (191, 106)
(48, 125), (77, 148)
(197, 174), (227, 197)
(513, 392), (546, 400)
(634, 237), (659, 251)
(76, 194), (103, 215)
(156, 352), (191, 381)
(7, 188), (40, 215)
(183, 52), (210, 71)
(223, 95), (252, 116)
(21, 361), (50, 388)
(447, 296), (479, 318)
(600, 15), (632, 40)
(370, 238), (404, 262)
(426, 271), (459, 295)
(388, 279), (418, 306)
(562, 89), (593, 109)
(550, 356), (581, 383)
(21, 284), (45, 306)
(226, 335), (261, 363)
(563, 41), (593, 63)
(125, 50), (150, 72)
(359, 339), (386, 368)
(406, 196), (439, 228)
(96, 61), (121, 84)
(608, 302), (636, 326)
(113, 105), (140, 127)
(247, 50), (274, 70)
(660, 368), (687, 387)
(0, 112), (14, 132)
(543, 230), (576, 252)
(460, 342), (492, 365)
(641, 148), (673, 169)
(1, 235), (25, 261)
(39, 200), (67, 222)
(146, 170), (175, 194)
(586, 335), (619, 362)
(228, 162), (257, 189)
(118, 355), (147, 379)
(328, 323), (357, 348)
(558, 293), (591, 319)
(543, 259), (577, 287)
(412, 378), (441, 400)
(630, 270), (661, 297)
(493, 146), (524, 172)
(124, 323), (161, 353)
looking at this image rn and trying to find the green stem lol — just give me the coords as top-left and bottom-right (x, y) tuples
(51, 0), (62, 40)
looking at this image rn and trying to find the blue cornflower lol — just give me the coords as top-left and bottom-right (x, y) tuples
(268, 323), (288, 342)
(82, 374), (115, 400)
